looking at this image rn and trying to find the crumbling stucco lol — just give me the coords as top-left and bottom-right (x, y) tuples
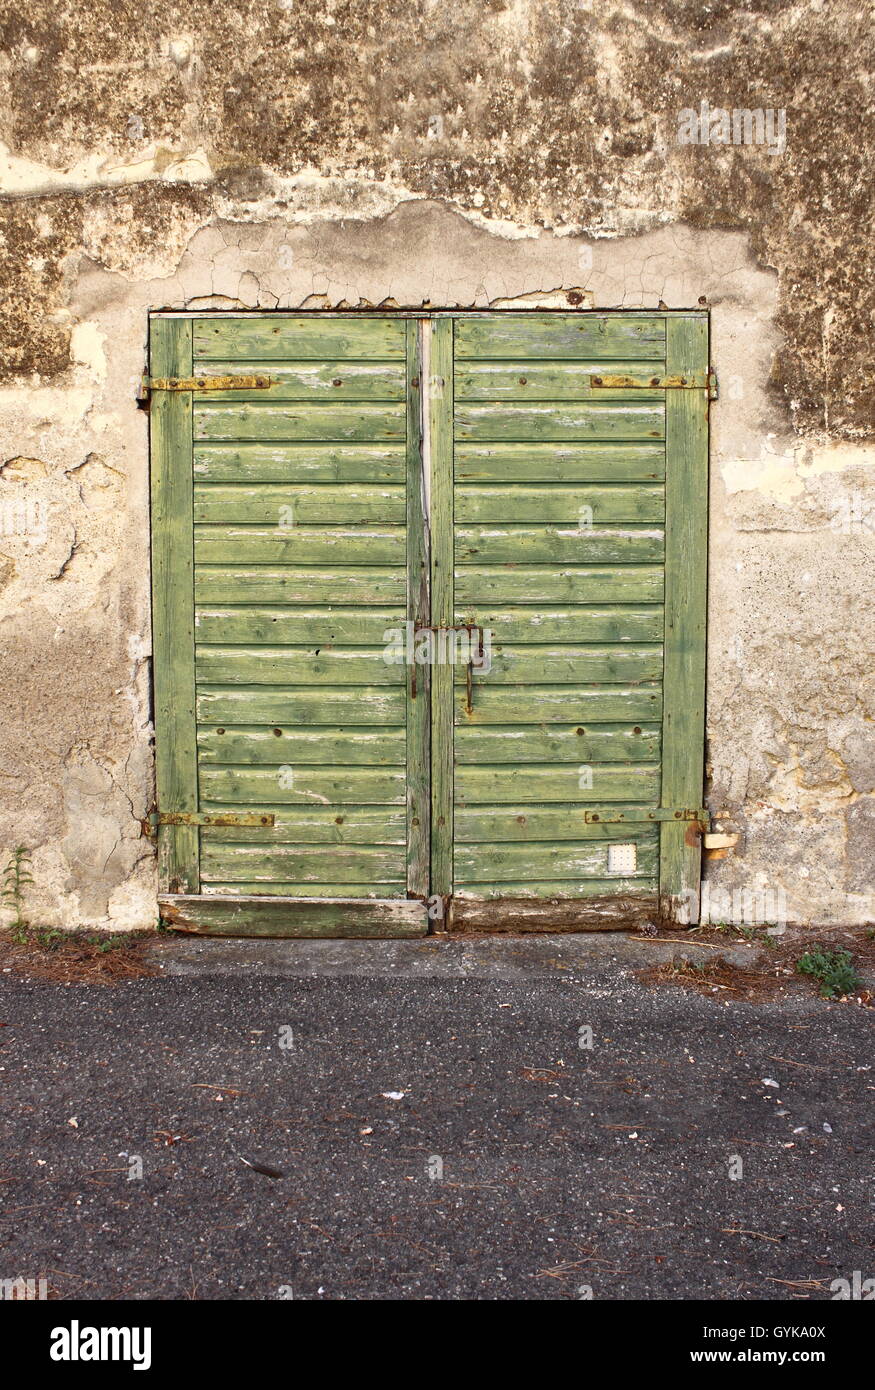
(2, 0), (874, 433)
(0, 1), (873, 928)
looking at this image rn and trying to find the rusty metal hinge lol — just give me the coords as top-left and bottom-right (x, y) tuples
(589, 372), (718, 400)
(584, 807), (710, 825)
(143, 811), (276, 838)
(139, 373), (272, 400)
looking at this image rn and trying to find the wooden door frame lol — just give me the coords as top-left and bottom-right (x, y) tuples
(148, 308), (710, 934)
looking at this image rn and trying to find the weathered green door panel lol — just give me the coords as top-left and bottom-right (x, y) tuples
(460, 644), (663, 684)
(161, 895), (427, 937)
(189, 361), (406, 401)
(192, 483), (407, 524)
(453, 837), (659, 882)
(196, 727), (407, 765)
(453, 683), (663, 724)
(454, 529), (664, 565)
(455, 724), (661, 764)
(455, 565), (664, 604)
(193, 442), (406, 483)
(455, 362), (668, 400)
(454, 765), (662, 805)
(454, 401), (665, 442)
(194, 607), (403, 645)
(194, 567), (406, 606)
(194, 526), (406, 566)
(202, 808), (408, 844)
(193, 402), (407, 443)
(440, 310), (708, 923)
(151, 312), (427, 934)
(454, 484), (664, 523)
(200, 843), (407, 886)
(454, 441), (665, 482)
(193, 315), (407, 359)
(195, 646), (407, 686)
(196, 686), (405, 725)
(453, 313), (665, 359)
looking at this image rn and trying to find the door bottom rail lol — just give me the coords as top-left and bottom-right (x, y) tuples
(158, 892), (661, 938)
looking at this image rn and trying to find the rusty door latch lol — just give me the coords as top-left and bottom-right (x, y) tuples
(411, 623), (487, 711)
(463, 624), (487, 716)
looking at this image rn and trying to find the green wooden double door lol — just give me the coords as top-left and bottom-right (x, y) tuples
(149, 310), (709, 937)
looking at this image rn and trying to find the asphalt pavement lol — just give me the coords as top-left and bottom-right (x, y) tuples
(0, 933), (871, 1300)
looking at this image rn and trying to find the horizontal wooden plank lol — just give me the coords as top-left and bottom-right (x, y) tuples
(455, 565), (663, 604)
(449, 893), (657, 930)
(455, 360), (668, 400)
(458, 644), (663, 684)
(452, 878), (658, 899)
(199, 765), (406, 804)
(200, 843), (405, 883)
(195, 566), (406, 605)
(196, 646), (405, 685)
(201, 807), (407, 844)
(455, 442), (665, 483)
(454, 805), (660, 842)
(455, 723), (660, 763)
(455, 485), (663, 525)
(194, 608), (666, 653)
(455, 763), (660, 804)
(459, 605), (663, 643)
(201, 882), (405, 898)
(454, 683), (663, 724)
(455, 526), (664, 565)
(194, 526), (406, 565)
(189, 360), (405, 400)
(160, 892), (426, 936)
(453, 315), (664, 360)
(454, 840), (657, 881)
(455, 402), (664, 442)
(197, 685), (405, 725)
(197, 725), (405, 765)
(193, 317), (407, 361)
(193, 484), (406, 524)
(194, 443), (405, 484)
(195, 606), (404, 645)
(194, 402), (406, 443)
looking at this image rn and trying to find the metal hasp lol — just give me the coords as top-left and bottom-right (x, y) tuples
(589, 372), (718, 400)
(414, 623), (487, 715)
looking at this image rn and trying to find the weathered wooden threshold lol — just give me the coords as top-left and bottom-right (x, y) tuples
(159, 893), (662, 939)
(159, 894), (428, 938)
(448, 894), (660, 933)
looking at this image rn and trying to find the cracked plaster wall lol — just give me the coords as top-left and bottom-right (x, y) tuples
(0, 1), (873, 928)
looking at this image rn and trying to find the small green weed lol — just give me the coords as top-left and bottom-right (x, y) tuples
(2, 847), (33, 932)
(796, 947), (862, 999)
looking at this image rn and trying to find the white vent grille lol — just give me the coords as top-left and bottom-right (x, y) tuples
(607, 843), (637, 875)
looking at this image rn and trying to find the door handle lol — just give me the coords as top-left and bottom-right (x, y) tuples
(411, 623), (486, 714)
(465, 624), (486, 716)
